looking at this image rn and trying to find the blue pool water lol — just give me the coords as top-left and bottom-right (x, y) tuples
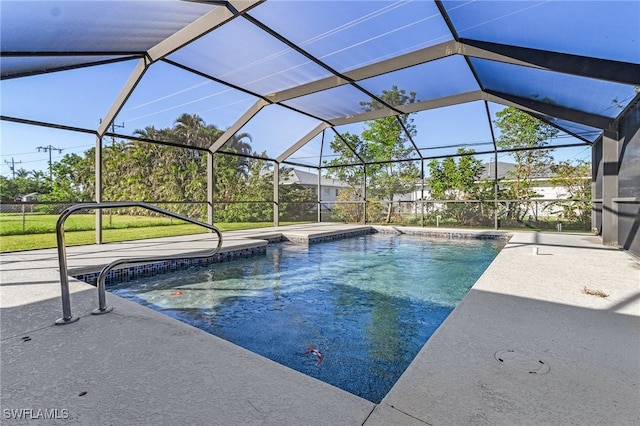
(110, 233), (505, 403)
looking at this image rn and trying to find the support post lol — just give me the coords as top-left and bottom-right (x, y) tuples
(483, 100), (499, 230)
(494, 150), (499, 230)
(317, 131), (325, 223)
(317, 169), (322, 223)
(592, 141), (600, 233)
(363, 165), (367, 224)
(95, 135), (103, 244)
(207, 152), (214, 227)
(273, 163), (280, 226)
(420, 161), (425, 227)
(602, 128), (619, 246)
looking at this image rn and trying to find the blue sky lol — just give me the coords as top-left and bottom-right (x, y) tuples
(3, 0), (630, 178)
(0, 57), (594, 178)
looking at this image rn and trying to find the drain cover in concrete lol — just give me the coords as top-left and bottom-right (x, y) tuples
(494, 349), (550, 375)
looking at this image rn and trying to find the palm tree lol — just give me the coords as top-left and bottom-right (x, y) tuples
(223, 132), (252, 156)
(213, 131), (255, 203)
(31, 170), (51, 193)
(173, 113), (220, 149)
(14, 168), (30, 180)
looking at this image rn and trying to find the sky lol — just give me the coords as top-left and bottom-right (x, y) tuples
(2, 0), (635, 179)
(0, 61), (596, 179)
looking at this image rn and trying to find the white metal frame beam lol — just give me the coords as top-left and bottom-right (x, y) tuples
(97, 0), (263, 137)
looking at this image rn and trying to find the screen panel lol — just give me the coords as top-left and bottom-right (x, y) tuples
(249, 0), (453, 73)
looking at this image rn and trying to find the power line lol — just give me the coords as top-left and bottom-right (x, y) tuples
(99, 119), (125, 144)
(1, 143), (93, 158)
(3, 157), (21, 178)
(36, 145), (63, 184)
(108, 122), (125, 144)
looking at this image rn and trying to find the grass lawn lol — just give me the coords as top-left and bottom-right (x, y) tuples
(0, 213), (283, 252)
(0, 213), (178, 235)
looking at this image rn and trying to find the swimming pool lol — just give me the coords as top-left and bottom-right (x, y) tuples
(109, 233), (505, 403)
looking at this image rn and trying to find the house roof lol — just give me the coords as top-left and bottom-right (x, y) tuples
(481, 161), (515, 180)
(282, 169), (348, 188)
(481, 162), (555, 180)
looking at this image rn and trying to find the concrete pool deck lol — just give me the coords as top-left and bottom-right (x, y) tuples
(1, 224), (638, 425)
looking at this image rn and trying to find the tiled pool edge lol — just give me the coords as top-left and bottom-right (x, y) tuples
(73, 245), (268, 286)
(73, 226), (511, 287)
(372, 225), (512, 241)
(289, 227), (374, 244)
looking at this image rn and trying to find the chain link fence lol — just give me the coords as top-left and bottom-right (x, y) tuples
(0, 198), (592, 239)
(0, 202), (207, 236)
(356, 198), (592, 231)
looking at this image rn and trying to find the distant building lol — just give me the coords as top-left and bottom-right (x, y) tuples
(480, 161), (584, 199)
(398, 161), (589, 203)
(280, 169), (348, 202)
(18, 192), (40, 202)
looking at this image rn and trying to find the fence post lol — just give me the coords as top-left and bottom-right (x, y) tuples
(21, 204), (26, 232)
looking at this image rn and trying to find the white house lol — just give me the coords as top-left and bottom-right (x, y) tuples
(480, 161), (576, 199)
(279, 169), (348, 202)
(18, 192), (40, 202)
(400, 161), (588, 202)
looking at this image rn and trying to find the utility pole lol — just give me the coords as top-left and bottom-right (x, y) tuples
(108, 122), (125, 144)
(4, 157), (21, 178)
(99, 119), (125, 144)
(36, 145), (63, 184)
(110, 122), (125, 133)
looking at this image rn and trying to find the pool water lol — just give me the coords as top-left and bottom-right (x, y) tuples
(110, 233), (505, 403)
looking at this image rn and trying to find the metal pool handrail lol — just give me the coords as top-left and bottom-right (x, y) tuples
(55, 202), (223, 325)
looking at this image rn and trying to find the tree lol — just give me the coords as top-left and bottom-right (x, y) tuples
(213, 132), (253, 203)
(325, 86), (420, 223)
(549, 160), (591, 228)
(45, 152), (94, 201)
(322, 133), (366, 223)
(0, 113), (267, 221)
(122, 114), (222, 218)
(427, 148), (484, 200)
(1, 168), (51, 200)
(173, 113), (209, 147)
(493, 107), (558, 221)
(278, 167), (317, 222)
(0, 175), (18, 202)
(426, 148), (487, 225)
(215, 156), (273, 223)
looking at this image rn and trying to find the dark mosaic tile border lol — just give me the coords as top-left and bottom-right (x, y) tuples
(310, 228), (374, 243)
(73, 245), (267, 287)
(288, 228), (374, 244)
(373, 227), (511, 241)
